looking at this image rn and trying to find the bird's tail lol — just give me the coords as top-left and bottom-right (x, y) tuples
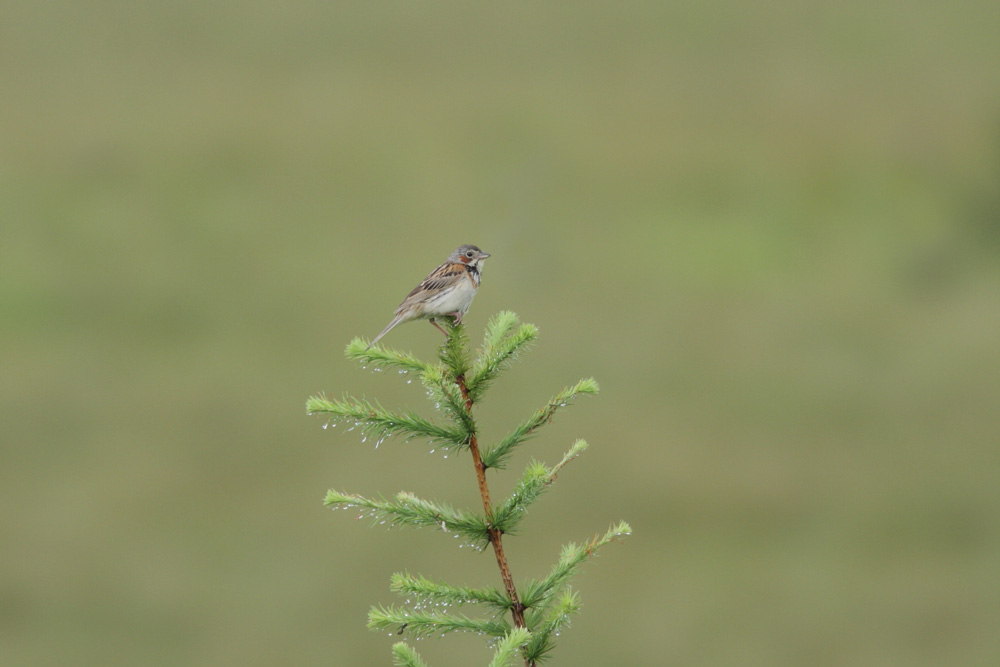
(364, 315), (404, 351)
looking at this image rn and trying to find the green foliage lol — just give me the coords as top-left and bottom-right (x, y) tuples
(392, 642), (430, 667)
(324, 490), (491, 546)
(369, 604), (511, 639)
(467, 312), (539, 402)
(306, 394), (467, 451)
(390, 572), (512, 614)
(520, 522), (633, 611)
(490, 441), (589, 535)
(309, 312), (628, 666)
(346, 339), (435, 375)
(481, 380), (599, 470)
(437, 317), (472, 379)
(391, 628), (531, 667)
(488, 628), (533, 667)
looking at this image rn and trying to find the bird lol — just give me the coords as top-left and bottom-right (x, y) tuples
(365, 245), (491, 350)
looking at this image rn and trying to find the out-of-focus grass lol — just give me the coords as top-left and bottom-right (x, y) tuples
(2, 2), (999, 665)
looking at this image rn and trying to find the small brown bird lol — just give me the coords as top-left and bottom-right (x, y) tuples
(365, 245), (491, 350)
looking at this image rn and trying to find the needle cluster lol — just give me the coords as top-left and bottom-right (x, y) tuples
(307, 311), (630, 667)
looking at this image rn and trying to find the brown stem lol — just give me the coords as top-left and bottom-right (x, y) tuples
(455, 373), (529, 660)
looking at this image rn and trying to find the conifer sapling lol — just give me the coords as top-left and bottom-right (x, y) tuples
(307, 312), (630, 666)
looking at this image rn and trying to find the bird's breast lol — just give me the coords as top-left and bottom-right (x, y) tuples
(425, 278), (478, 315)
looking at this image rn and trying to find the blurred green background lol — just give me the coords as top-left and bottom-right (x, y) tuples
(3, 1), (999, 665)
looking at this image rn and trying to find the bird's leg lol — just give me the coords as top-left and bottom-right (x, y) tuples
(448, 311), (463, 325)
(429, 318), (450, 336)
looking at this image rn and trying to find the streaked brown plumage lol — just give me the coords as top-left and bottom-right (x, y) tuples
(365, 245), (490, 350)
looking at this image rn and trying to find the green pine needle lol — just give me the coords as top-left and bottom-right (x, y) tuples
(346, 338), (434, 376)
(369, 605), (511, 639)
(425, 372), (476, 435)
(491, 440), (589, 534)
(438, 319), (471, 378)
(488, 628), (532, 667)
(391, 572), (512, 614)
(306, 394), (467, 450)
(523, 589), (582, 664)
(467, 313), (539, 401)
(481, 378), (599, 469)
(324, 490), (490, 545)
(520, 521), (631, 610)
(483, 311), (520, 348)
(391, 642), (430, 667)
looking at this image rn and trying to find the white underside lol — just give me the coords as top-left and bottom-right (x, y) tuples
(419, 279), (477, 318)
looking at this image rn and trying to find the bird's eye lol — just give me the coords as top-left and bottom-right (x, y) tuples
(465, 251), (474, 258)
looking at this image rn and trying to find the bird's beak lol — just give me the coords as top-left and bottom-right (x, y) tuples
(480, 252), (491, 258)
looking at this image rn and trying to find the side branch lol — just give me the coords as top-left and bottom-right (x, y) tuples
(306, 394), (466, 451)
(481, 378), (599, 470)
